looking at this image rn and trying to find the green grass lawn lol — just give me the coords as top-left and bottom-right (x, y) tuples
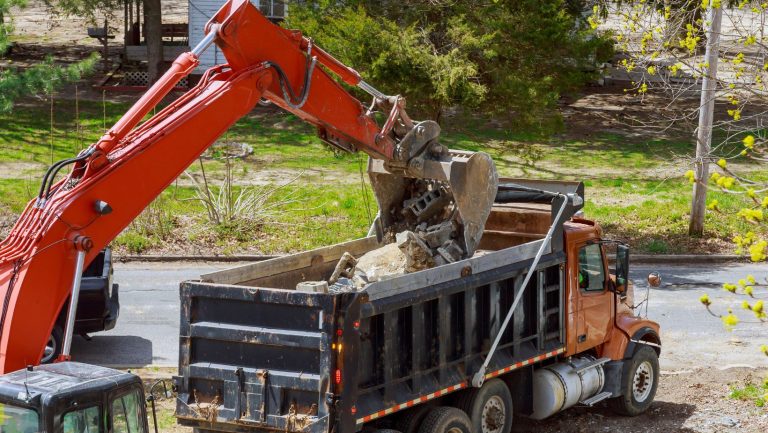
(0, 97), (764, 255)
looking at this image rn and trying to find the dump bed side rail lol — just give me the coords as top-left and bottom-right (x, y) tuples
(337, 253), (566, 431)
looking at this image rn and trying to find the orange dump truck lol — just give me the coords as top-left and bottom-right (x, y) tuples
(173, 179), (662, 433)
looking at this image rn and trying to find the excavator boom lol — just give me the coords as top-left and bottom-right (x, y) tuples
(0, 0), (497, 373)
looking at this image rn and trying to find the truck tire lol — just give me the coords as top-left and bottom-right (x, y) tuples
(609, 346), (659, 416)
(394, 404), (432, 433)
(40, 325), (63, 364)
(418, 407), (472, 433)
(454, 379), (513, 433)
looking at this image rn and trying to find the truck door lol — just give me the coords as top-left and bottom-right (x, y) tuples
(575, 243), (613, 352)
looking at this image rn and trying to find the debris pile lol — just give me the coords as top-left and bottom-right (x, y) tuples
(298, 220), (473, 294)
(296, 173), (496, 294)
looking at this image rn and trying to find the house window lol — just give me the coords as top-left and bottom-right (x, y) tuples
(259, 0), (287, 19)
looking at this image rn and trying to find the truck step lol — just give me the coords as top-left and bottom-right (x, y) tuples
(580, 391), (613, 406)
(574, 357), (610, 374)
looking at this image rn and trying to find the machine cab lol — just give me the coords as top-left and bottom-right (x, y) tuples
(0, 362), (148, 433)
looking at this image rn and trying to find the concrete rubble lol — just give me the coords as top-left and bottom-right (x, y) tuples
(299, 218), (473, 294)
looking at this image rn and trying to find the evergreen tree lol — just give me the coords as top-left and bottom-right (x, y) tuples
(287, 0), (611, 130)
(0, 0), (98, 113)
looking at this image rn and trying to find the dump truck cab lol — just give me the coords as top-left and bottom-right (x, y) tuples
(563, 219), (660, 360)
(0, 362), (148, 433)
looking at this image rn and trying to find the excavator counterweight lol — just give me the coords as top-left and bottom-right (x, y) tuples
(0, 0), (497, 373)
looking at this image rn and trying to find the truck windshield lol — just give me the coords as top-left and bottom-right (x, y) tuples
(0, 403), (39, 433)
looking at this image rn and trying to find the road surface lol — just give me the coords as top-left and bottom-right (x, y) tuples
(70, 260), (768, 370)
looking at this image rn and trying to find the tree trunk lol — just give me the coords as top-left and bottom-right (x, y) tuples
(1, 10), (6, 49)
(689, 5), (722, 236)
(143, 0), (163, 83)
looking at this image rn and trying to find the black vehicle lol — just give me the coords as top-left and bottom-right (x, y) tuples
(0, 362), (149, 433)
(41, 249), (120, 364)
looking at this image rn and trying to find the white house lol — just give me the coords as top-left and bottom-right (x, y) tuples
(189, 0), (287, 74)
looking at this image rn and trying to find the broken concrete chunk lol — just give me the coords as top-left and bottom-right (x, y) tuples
(437, 240), (464, 263)
(296, 281), (329, 293)
(329, 277), (357, 293)
(354, 242), (407, 284)
(398, 231), (436, 273)
(329, 252), (358, 284)
(420, 221), (455, 249)
(401, 185), (452, 223)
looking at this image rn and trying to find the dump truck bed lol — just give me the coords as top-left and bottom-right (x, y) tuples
(175, 180), (583, 433)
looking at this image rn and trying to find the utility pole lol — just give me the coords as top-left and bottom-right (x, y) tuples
(689, 4), (722, 236)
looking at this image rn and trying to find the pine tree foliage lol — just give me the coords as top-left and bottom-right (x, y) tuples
(287, 0), (613, 129)
(0, 0), (99, 113)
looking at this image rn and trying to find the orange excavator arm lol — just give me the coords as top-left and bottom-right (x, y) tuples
(0, 0), (497, 373)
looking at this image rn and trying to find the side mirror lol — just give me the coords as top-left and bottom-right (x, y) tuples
(614, 244), (630, 293)
(647, 272), (662, 287)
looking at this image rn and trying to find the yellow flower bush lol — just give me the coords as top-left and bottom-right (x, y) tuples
(743, 135), (755, 149)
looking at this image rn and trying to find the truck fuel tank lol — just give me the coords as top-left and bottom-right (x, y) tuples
(531, 356), (609, 420)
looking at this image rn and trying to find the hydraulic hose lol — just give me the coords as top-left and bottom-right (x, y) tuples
(264, 39), (317, 110)
(37, 147), (95, 204)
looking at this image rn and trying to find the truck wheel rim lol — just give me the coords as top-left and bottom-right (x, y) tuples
(481, 396), (505, 433)
(632, 361), (653, 402)
(41, 335), (56, 363)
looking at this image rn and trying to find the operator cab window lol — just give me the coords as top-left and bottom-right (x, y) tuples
(578, 243), (606, 292)
(111, 390), (146, 433)
(0, 403), (39, 433)
(62, 405), (100, 433)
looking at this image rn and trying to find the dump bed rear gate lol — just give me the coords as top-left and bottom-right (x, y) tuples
(175, 283), (340, 433)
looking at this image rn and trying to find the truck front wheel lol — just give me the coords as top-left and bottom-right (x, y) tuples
(609, 346), (659, 416)
(418, 407), (472, 433)
(454, 379), (513, 433)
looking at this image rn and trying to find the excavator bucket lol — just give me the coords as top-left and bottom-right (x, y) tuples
(368, 138), (498, 262)
(449, 151), (500, 255)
